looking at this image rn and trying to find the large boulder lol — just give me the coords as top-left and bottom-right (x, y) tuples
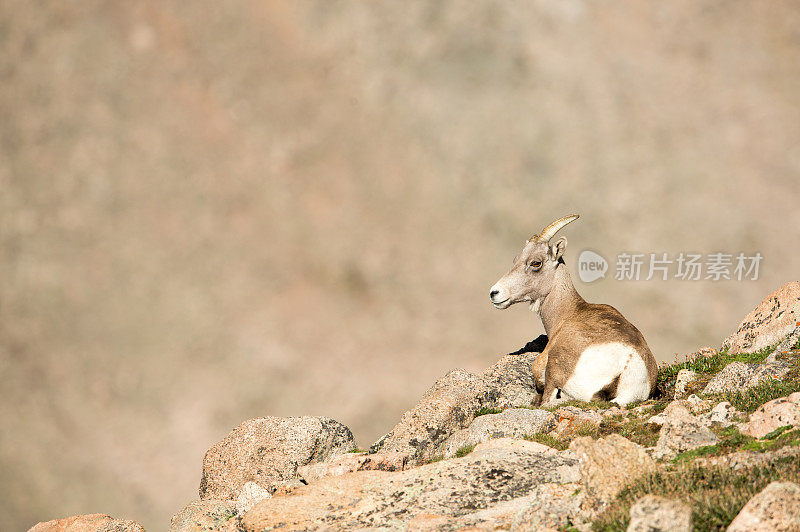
(722, 281), (800, 354)
(370, 350), (545, 463)
(569, 434), (656, 506)
(482, 349), (543, 408)
(28, 514), (145, 532)
(200, 416), (355, 500)
(627, 495), (692, 532)
(437, 408), (555, 458)
(702, 361), (790, 396)
(727, 481), (800, 531)
(740, 392), (800, 438)
(653, 402), (719, 460)
(241, 438), (579, 530)
(368, 368), (492, 461)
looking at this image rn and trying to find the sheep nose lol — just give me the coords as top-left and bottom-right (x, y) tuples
(490, 289), (500, 299)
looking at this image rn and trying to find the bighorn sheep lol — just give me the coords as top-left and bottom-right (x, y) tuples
(489, 214), (658, 406)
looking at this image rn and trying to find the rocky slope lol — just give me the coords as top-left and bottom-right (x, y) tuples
(30, 281), (800, 531)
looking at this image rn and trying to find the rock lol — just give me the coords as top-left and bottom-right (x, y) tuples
(235, 482), (272, 514)
(271, 478), (306, 497)
(437, 408), (556, 457)
(674, 369), (698, 399)
(740, 392), (800, 438)
(702, 361), (790, 395)
(359, 451), (410, 472)
(690, 346), (719, 359)
(704, 401), (745, 427)
(297, 453), (368, 483)
(773, 325), (800, 356)
(627, 495), (692, 532)
(29, 514), (146, 532)
(647, 398), (708, 427)
(695, 444), (800, 471)
(722, 281), (800, 354)
(368, 368), (491, 461)
(170, 500), (239, 532)
(631, 404), (655, 417)
(646, 411), (667, 426)
(569, 434), (657, 505)
(412, 482), (585, 531)
(511, 483), (587, 531)
(482, 351), (543, 408)
(200, 416), (355, 500)
(371, 350), (547, 463)
(550, 406), (603, 439)
(653, 403), (719, 460)
(685, 394), (712, 414)
(727, 481), (800, 531)
(470, 437), (568, 459)
(241, 438), (579, 530)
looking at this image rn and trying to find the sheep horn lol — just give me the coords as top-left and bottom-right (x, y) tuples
(531, 214), (580, 242)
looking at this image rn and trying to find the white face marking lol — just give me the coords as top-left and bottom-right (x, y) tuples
(561, 342), (650, 405)
(529, 297), (542, 314)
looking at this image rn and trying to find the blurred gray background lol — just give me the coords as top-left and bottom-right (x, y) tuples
(2, 1), (799, 530)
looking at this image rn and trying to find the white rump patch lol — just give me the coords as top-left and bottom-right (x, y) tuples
(562, 342), (650, 405)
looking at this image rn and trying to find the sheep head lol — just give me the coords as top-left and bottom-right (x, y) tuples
(489, 214), (579, 311)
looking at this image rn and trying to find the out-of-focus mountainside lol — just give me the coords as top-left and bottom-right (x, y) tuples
(1, 1), (799, 530)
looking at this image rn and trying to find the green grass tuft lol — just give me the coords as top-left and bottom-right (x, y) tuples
(673, 426), (753, 462)
(657, 345), (777, 385)
(598, 416), (661, 448)
(454, 443), (476, 458)
(764, 425), (794, 440)
(474, 407), (504, 417)
(523, 432), (569, 451)
(710, 378), (800, 413)
(541, 399), (613, 412)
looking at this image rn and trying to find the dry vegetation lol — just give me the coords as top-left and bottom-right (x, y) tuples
(2, 1), (800, 530)
(593, 454), (800, 531)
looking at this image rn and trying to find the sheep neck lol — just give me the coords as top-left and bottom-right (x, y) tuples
(539, 264), (584, 336)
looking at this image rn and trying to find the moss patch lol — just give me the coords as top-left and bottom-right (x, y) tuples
(523, 432), (569, 451)
(673, 426), (754, 462)
(473, 407), (504, 417)
(454, 444), (476, 458)
(598, 415), (661, 448)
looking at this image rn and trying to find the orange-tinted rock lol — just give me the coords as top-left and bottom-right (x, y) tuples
(28, 514), (145, 532)
(723, 281), (800, 354)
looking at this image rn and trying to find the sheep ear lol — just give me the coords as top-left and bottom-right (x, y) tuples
(550, 237), (567, 261)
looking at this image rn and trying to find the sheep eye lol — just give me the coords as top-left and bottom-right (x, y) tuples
(528, 260), (542, 271)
